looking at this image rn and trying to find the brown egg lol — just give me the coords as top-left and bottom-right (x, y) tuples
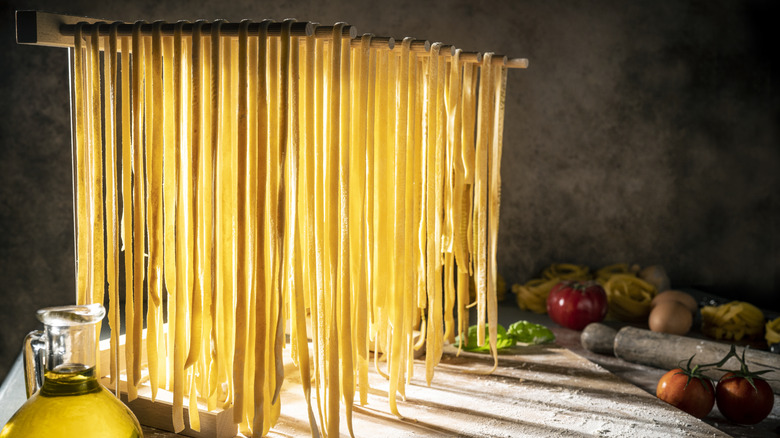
(649, 300), (693, 335)
(651, 290), (698, 314)
(639, 265), (671, 293)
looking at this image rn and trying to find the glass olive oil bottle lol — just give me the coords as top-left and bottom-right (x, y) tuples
(0, 304), (142, 437)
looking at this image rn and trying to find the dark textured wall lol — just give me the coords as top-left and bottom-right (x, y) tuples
(1, 0), (778, 384)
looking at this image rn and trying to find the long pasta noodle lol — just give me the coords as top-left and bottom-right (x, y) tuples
(118, 31), (136, 401)
(161, 22), (177, 394)
(354, 34), (372, 407)
(72, 24), (89, 307)
(130, 22), (147, 392)
(273, 21), (293, 411)
(486, 62), (508, 372)
(299, 32), (321, 436)
(311, 35), (328, 434)
(232, 19), (250, 427)
(87, 26), (104, 318)
(146, 22), (163, 401)
(103, 22), (120, 394)
(251, 18), (271, 436)
(186, 20), (205, 373)
(171, 21), (187, 433)
(473, 53), (492, 348)
(325, 23), (345, 438)
(206, 20), (224, 411)
(387, 37), (410, 416)
(423, 43), (443, 385)
(337, 30), (355, 438)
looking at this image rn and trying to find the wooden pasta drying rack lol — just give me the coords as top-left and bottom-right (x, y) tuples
(15, 9), (528, 437)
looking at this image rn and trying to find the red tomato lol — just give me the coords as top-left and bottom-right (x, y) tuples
(656, 368), (715, 418)
(716, 372), (774, 424)
(546, 281), (607, 330)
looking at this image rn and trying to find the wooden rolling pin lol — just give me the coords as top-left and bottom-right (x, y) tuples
(581, 323), (780, 394)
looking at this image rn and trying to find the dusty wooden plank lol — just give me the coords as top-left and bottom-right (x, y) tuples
(98, 317), (732, 437)
(264, 344), (730, 437)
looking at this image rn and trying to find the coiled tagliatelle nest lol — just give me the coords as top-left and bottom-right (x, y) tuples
(602, 274), (657, 322)
(701, 301), (765, 341)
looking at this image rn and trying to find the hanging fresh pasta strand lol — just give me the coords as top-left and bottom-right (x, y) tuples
(302, 31), (322, 435)
(473, 53), (492, 348)
(410, 53), (426, 364)
(72, 24), (90, 307)
(388, 37), (411, 417)
(402, 42), (419, 385)
(130, 21), (147, 391)
(336, 30), (355, 437)
(311, 34), (328, 433)
(242, 29), (260, 433)
(183, 20), (206, 432)
(87, 26), (104, 317)
(118, 31), (137, 401)
(345, 36), (362, 410)
(206, 20), (224, 410)
(462, 63), (478, 277)
(263, 29), (282, 428)
(232, 19), (251, 427)
(290, 29), (320, 437)
(185, 20), (206, 372)
(270, 19), (294, 412)
(373, 46), (392, 363)
(413, 56), (426, 314)
(442, 50), (461, 345)
(431, 45), (446, 369)
(161, 23), (176, 394)
(127, 21), (147, 397)
(448, 53), (468, 346)
(456, 62), (477, 346)
(486, 62), (507, 372)
(146, 21), (165, 401)
(103, 23), (120, 393)
(171, 20), (187, 434)
(217, 25), (236, 409)
(194, 26), (212, 402)
(252, 18), (271, 436)
(366, 46), (382, 352)
(289, 27), (318, 435)
(326, 23), (345, 438)
(423, 43), (441, 385)
(354, 33), (372, 407)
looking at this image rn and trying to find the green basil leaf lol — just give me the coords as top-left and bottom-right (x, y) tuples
(507, 320), (555, 345)
(455, 324), (515, 353)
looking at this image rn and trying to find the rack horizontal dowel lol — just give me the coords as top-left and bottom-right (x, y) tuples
(16, 10), (528, 68)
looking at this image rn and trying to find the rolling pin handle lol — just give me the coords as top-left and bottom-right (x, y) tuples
(581, 322), (617, 355)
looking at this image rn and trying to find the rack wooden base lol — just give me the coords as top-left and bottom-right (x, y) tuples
(97, 327), (236, 438)
(99, 376), (236, 438)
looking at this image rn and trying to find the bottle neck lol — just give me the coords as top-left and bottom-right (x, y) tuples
(44, 323), (97, 374)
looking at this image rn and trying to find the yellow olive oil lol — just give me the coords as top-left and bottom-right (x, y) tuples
(0, 367), (142, 438)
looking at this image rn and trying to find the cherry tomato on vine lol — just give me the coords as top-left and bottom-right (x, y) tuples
(716, 372), (774, 425)
(656, 368), (715, 418)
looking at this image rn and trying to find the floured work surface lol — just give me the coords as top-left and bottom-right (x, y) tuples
(142, 343), (728, 437)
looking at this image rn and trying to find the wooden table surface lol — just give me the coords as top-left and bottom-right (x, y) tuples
(142, 343), (732, 437)
(3, 300), (779, 437)
(133, 301), (780, 437)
